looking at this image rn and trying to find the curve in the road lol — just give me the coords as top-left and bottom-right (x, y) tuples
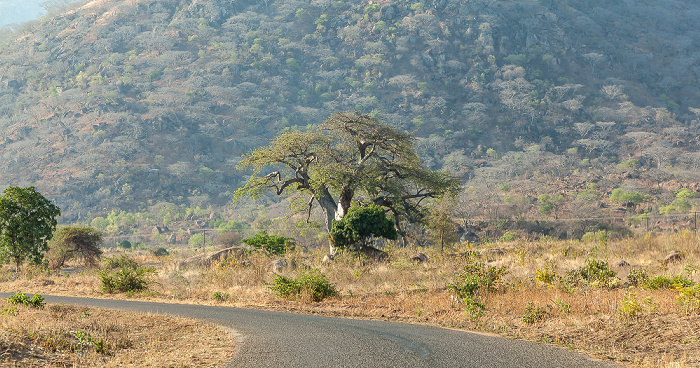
(2, 294), (619, 368)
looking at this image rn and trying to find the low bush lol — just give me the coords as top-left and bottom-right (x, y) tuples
(268, 269), (337, 302)
(104, 255), (140, 270)
(7, 292), (45, 309)
(645, 274), (693, 290)
(449, 256), (508, 318)
(676, 284), (700, 315)
(627, 268), (648, 287)
(242, 231), (295, 256)
(535, 259), (558, 286)
(99, 264), (155, 294)
(564, 259), (618, 289)
(213, 291), (230, 302)
(522, 302), (548, 324)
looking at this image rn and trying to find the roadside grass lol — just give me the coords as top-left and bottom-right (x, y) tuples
(0, 298), (235, 367)
(1, 231), (700, 366)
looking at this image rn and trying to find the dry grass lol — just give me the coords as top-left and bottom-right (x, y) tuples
(0, 299), (235, 367)
(1, 231), (700, 366)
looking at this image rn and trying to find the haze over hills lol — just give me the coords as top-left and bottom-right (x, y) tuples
(1, 0), (699, 236)
(0, 1), (81, 28)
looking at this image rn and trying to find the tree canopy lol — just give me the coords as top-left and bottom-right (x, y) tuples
(236, 112), (459, 250)
(48, 225), (103, 269)
(0, 186), (61, 271)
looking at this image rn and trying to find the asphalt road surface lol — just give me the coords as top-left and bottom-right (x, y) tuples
(4, 294), (619, 368)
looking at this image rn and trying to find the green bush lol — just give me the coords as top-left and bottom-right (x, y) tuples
(213, 291), (230, 302)
(627, 268), (648, 287)
(268, 269), (337, 302)
(242, 231), (295, 256)
(499, 231), (518, 242)
(522, 302), (548, 324)
(676, 284), (700, 315)
(104, 255), (139, 270)
(535, 260), (558, 286)
(575, 259), (618, 288)
(645, 275), (693, 290)
(449, 256), (507, 318)
(99, 264), (155, 294)
(7, 292), (45, 309)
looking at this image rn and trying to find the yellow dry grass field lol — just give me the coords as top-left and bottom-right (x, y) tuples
(1, 231), (700, 367)
(0, 299), (235, 367)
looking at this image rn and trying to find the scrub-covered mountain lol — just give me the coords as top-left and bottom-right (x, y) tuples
(1, 0), (699, 227)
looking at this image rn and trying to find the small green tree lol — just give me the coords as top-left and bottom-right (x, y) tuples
(48, 226), (103, 269)
(117, 240), (131, 249)
(609, 188), (644, 207)
(241, 231), (295, 256)
(0, 186), (61, 271)
(426, 196), (459, 251)
(329, 205), (397, 252)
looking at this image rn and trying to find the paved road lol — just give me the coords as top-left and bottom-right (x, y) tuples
(4, 294), (619, 367)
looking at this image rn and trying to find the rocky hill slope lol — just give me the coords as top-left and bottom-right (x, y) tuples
(0, 0), (699, 228)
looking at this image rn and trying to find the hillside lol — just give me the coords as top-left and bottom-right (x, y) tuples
(1, 0), (699, 237)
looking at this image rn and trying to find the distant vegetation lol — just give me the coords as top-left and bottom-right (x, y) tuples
(0, 0), (699, 244)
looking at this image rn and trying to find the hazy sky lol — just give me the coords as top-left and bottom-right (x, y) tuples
(0, 0), (80, 28)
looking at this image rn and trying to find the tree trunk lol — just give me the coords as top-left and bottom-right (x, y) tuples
(336, 188), (354, 220)
(316, 188), (339, 254)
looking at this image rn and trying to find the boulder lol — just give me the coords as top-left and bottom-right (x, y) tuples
(410, 253), (429, 263)
(178, 246), (246, 269)
(266, 259), (297, 273)
(363, 246), (389, 262)
(321, 254), (334, 264)
(485, 248), (505, 257)
(663, 251), (683, 265)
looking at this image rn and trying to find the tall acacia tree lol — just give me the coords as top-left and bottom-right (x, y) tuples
(236, 112), (459, 251)
(0, 186), (61, 271)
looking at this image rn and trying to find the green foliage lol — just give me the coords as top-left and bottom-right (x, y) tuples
(627, 268), (649, 287)
(69, 330), (109, 355)
(609, 188), (644, 206)
(659, 189), (697, 214)
(537, 194), (563, 216)
(151, 247), (169, 257)
(618, 293), (644, 318)
(7, 292), (45, 309)
(268, 269), (338, 302)
(503, 54), (527, 66)
(99, 264), (155, 294)
(563, 259), (618, 289)
(645, 274), (693, 290)
(522, 302), (548, 324)
(236, 112), (459, 240)
(213, 291), (230, 302)
(104, 255), (139, 270)
(535, 259), (558, 286)
(449, 255), (507, 319)
(0, 186), (61, 271)
(242, 231), (295, 256)
(426, 196), (459, 250)
(330, 205), (397, 251)
(188, 233), (213, 249)
(499, 231), (518, 242)
(578, 259), (617, 285)
(676, 284), (700, 315)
